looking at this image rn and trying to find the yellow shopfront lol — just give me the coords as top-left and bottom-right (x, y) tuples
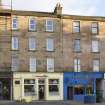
(13, 72), (63, 101)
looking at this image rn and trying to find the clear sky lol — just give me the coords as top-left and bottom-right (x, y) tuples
(2, 0), (105, 16)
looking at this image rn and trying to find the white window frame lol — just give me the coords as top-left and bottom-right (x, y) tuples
(24, 79), (35, 96)
(29, 38), (36, 51)
(74, 39), (81, 52)
(93, 59), (100, 72)
(47, 58), (54, 72)
(12, 17), (18, 30)
(29, 57), (36, 72)
(92, 22), (98, 34)
(11, 56), (19, 71)
(12, 37), (19, 50)
(46, 19), (53, 32)
(92, 40), (99, 52)
(73, 21), (80, 33)
(48, 79), (59, 95)
(46, 38), (54, 51)
(74, 58), (81, 72)
(29, 17), (36, 31)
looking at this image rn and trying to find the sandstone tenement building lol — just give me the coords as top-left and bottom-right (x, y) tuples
(0, 1), (105, 103)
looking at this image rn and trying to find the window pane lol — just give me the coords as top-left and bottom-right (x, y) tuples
(12, 18), (18, 29)
(49, 85), (59, 92)
(24, 85), (35, 96)
(47, 58), (54, 72)
(24, 79), (35, 84)
(73, 21), (80, 33)
(49, 79), (59, 95)
(49, 79), (59, 84)
(92, 40), (99, 52)
(29, 58), (36, 72)
(74, 59), (81, 72)
(86, 85), (94, 95)
(46, 20), (53, 32)
(92, 28), (98, 34)
(92, 22), (98, 34)
(12, 57), (19, 71)
(74, 86), (84, 95)
(74, 39), (81, 52)
(46, 38), (54, 51)
(29, 38), (36, 50)
(29, 18), (36, 31)
(93, 59), (99, 71)
(12, 37), (18, 50)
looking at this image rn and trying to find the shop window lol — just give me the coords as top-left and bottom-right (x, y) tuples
(74, 85), (84, 95)
(38, 79), (45, 85)
(24, 79), (35, 96)
(86, 85), (94, 95)
(48, 79), (59, 95)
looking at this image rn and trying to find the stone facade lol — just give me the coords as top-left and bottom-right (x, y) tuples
(0, 2), (105, 101)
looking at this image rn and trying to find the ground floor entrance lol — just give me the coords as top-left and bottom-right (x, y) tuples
(67, 86), (73, 100)
(38, 79), (45, 100)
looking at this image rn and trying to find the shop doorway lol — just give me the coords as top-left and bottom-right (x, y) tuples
(0, 79), (11, 100)
(38, 79), (45, 100)
(39, 85), (45, 100)
(96, 79), (103, 102)
(67, 86), (73, 100)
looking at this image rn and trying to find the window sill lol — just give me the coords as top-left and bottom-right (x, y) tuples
(28, 30), (37, 32)
(12, 29), (19, 31)
(91, 33), (99, 35)
(28, 50), (37, 52)
(11, 49), (19, 51)
(73, 51), (82, 53)
(72, 32), (81, 34)
(45, 30), (54, 33)
(46, 50), (55, 52)
(91, 52), (100, 54)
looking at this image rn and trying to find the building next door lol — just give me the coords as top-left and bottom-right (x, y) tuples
(0, 78), (11, 100)
(38, 79), (45, 100)
(67, 86), (73, 100)
(0, 82), (2, 99)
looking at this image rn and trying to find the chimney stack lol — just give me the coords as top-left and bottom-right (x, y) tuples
(54, 1), (62, 16)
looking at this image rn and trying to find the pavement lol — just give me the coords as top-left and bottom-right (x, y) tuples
(0, 101), (105, 105)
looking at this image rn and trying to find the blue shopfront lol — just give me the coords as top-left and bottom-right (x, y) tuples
(64, 72), (104, 103)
